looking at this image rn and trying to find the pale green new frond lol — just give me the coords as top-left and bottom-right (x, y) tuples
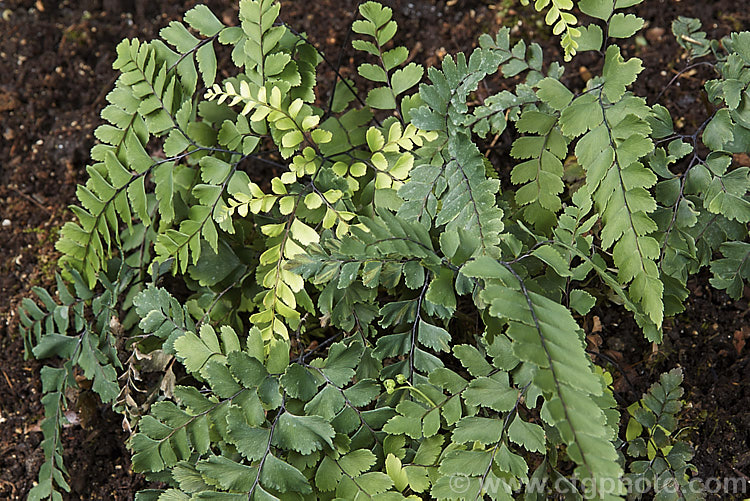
(521, 0), (580, 61)
(206, 81), (329, 161)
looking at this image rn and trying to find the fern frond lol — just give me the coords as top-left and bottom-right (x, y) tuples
(130, 328), (380, 498)
(553, 189), (662, 340)
(20, 265), (136, 500)
(568, 46), (664, 330)
(464, 260), (624, 499)
(56, 37), (202, 286)
(353, 1), (423, 116)
(132, 285), (196, 350)
(521, 0), (581, 61)
(510, 108), (569, 231)
(153, 157), (242, 273)
(27, 378), (71, 501)
(709, 241), (750, 298)
(623, 369), (701, 500)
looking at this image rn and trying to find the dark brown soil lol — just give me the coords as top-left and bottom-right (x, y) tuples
(0, 0), (747, 499)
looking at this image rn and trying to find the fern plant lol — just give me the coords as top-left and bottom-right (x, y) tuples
(20, 0), (750, 499)
(623, 369), (701, 500)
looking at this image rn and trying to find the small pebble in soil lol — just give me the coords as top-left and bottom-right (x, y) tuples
(2, 219), (11, 227)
